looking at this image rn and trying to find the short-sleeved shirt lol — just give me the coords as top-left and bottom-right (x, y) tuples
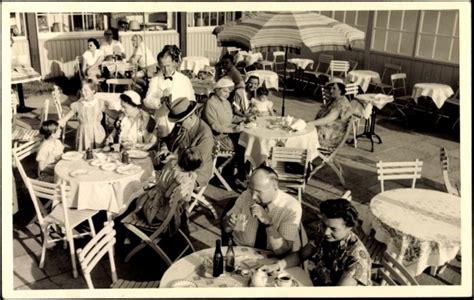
(36, 139), (64, 171)
(100, 40), (125, 57)
(250, 98), (273, 116)
(130, 43), (157, 69)
(83, 49), (104, 68)
(227, 189), (303, 253)
(307, 230), (372, 286)
(225, 66), (245, 88)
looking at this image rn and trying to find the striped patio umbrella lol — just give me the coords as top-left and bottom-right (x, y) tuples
(213, 11), (365, 115)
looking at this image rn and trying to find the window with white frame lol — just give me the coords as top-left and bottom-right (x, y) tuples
(187, 12), (236, 27)
(10, 12), (27, 37)
(112, 12), (176, 31)
(36, 13), (107, 33)
(371, 10), (418, 56)
(416, 10), (459, 63)
(317, 11), (369, 49)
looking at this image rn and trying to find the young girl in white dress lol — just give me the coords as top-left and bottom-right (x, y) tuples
(59, 79), (106, 151)
(250, 86), (274, 117)
(36, 120), (64, 182)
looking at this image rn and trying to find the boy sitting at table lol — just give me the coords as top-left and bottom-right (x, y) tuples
(36, 120), (65, 182)
(250, 86), (274, 117)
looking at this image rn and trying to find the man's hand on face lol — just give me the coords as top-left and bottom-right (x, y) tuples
(251, 204), (271, 225)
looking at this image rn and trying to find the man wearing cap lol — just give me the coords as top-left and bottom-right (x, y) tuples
(100, 29), (126, 61)
(222, 166), (303, 256)
(144, 45), (196, 138)
(158, 97), (214, 189)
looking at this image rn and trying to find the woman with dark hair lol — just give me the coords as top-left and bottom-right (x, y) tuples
(105, 90), (156, 150)
(308, 78), (353, 149)
(82, 38), (104, 79)
(264, 198), (372, 286)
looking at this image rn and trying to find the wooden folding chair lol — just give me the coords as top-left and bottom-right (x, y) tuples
(186, 185), (218, 219)
(303, 54), (334, 96)
(388, 73), (415, 121)
(268, 147), (309, 204)
(344, 83), (363, 148)
(211, 140), (235, 192)
(52, 85), (76, 144)
(440, 147), (460, 196)
(121, 179), (196, 265)
(370, 63), (402, 94)
(348, 59), (359, 72)
(13, 143), (98, 278)
(77, 221), (161, 289)
(329, 60), (350, 80)
(378, 251), (419, 286)
(307, 118), (353, 187)
(376, 159), (423, 192)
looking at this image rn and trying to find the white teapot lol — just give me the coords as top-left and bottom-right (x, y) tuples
(251, 267), (268, 287)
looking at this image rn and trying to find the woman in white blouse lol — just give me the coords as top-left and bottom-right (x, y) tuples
(82, 38), (104, 80)
(105, 90), (157, 150)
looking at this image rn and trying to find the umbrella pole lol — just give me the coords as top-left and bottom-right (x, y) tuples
(281, 47), (288, 116)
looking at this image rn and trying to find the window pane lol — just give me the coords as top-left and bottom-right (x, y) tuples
(417, 34), (435, 58)
(95, 13), (105, 31)
(187, 13), (194, 27)
(194, 13), (202, 27)
(321, 11), (332, 18)
(357, 11), (369, 27)
(386, 31), (401, 53)
(218, 12), (225, 25)
(73, 13), (84, 31)
(438, 11), (457, 35)
(451, 38), (459, 62)
(85, 14), (94, 30)
(37, 14), (49, 33)
(421, 11), (438, 34)
(334, 11), (345, 22)
(210, 12), (218, 26)
(434, 36), (452, 61)
(345, 11), (356, 25)
(402, 10), (418, 31)
(388, 11), (402, 30)
(399, 32), (415, 55)
(226, 12), (234, 23)
(375, 11), (388, 28)
(19, 13), (26, 35)
(202, 12), (210, 26)
(372, 29), (386, 51)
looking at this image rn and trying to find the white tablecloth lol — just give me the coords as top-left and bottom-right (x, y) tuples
(160, 246), (312, 288)
(245, 70), (279, 91)
(412, 83), (454, 109)
(354, 93), (394, 119)
(239, 117), (320, 167)
(288, 58), (314, 70)
(369, 188), (461, 276)
(348, 70), (381, 93)
(55, 152), (154, 214)
(235, 51), (263, 66)
(180, 56), (210, 75)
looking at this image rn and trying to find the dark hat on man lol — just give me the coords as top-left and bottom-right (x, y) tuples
(168, 97), (198, 123)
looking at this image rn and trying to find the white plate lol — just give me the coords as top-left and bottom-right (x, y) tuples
(169, 280), (197, 288)
(101, 163), (118, 171)
(90, 159), (106, 167)
(244, 122), (257, 129)
(70, 169), (91, 177)
(62, 151), (83, 161)
(128, 149), (149, 159)
(116, 164), (141, 175)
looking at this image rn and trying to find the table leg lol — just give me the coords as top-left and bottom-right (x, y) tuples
(356, 109), (382, 152)
(14, 84), (35, 113)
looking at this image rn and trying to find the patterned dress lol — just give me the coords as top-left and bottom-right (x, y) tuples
(70, 97), (106, 151)
(315, 96), (352, 149)
(307, 230), (372, 286)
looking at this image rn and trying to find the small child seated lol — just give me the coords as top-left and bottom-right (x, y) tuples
(132, 146), (203, 231)
(36, 120), (64, 182)
(250, 86), (274, 117)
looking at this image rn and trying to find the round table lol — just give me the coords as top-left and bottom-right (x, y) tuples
(235, 51), (263, 66)
(369, 188), (461, 276)
(180, 56), (210, 75)
(348, 70), (381, 93)
(412, 83), (454, 109)
(54, 152), (154, 215)
(160, 246), (312, 288)
(238, 116), (320, 167)
(245, 70), (279, 91)
(288, 58), (314, 70)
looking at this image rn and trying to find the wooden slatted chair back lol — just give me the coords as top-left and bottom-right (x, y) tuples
(379, 251), (419, 286)
(345, 83), (359, 100)
(329, 60), (350, 78)
(376, 159), (423, 192)
(390, 73), (408, 98)
(211, 141), (235, 191)
(341, 190), (352, 201)
(440, 147), (460, 196)
(77, 221), (117, 289)
(52, 85), (63, 117)
(269, 147), (308, 177)
(41, 99), (50, 122)
(314, 54), (334, 74)
(380, 63), (402, 85)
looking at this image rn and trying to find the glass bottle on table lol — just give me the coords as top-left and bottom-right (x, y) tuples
(225, 237), (235, 273)
(212, 239), (224, 277)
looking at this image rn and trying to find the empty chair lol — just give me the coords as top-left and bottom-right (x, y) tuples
(370, 63), (402, 94)
(273, 51), (295, 75)
(348, 59), (359, 72)
(267, 147), (309, 203)
(76, 221), (161, 289)
(440, 147), (460, 196)
(186, 185), (218, 219)
(302, 54), (334, 96)
(121, 179), (195, 265)
(389, 73), (415, 121)
(378, 251), (419, 286)
(329, 60), (350, 80)
(211, 140), (235, 192)
(376, 159), (423, 192)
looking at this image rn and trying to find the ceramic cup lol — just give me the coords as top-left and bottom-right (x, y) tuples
(276, 274), (292, 287)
